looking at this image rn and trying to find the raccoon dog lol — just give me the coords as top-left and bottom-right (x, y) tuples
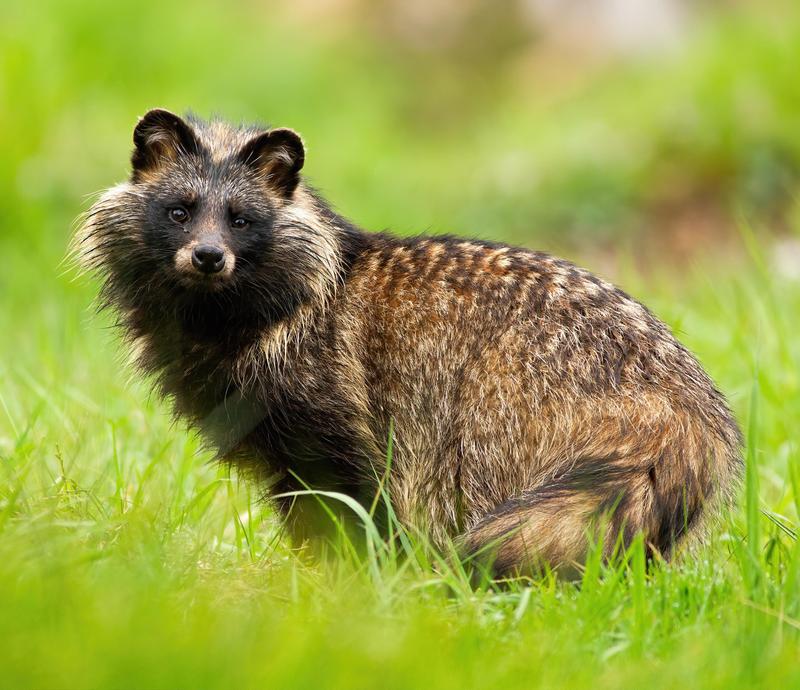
(76, 109), (742, 575)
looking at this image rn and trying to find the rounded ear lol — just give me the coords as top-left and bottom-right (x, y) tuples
(237, 128), (305, 197)
(131, 109), (199, 180)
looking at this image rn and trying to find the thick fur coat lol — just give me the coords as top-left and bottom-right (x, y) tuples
(75, 110), (743, 575)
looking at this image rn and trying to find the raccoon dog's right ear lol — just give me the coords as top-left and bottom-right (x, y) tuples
(131, 109), (199, 181)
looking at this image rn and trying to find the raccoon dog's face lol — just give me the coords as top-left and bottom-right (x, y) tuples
(78, 110), (342, 330)
(130, 109), (305, 292)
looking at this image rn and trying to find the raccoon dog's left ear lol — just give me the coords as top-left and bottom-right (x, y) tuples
(131, 109), (200, 181)
(238, 128), (305, 198)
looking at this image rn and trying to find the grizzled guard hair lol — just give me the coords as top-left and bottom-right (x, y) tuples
(73, 109), (743, 577)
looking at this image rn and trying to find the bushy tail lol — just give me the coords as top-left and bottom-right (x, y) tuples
(461, 428), (741, 577)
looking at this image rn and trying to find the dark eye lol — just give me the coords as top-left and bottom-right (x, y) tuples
(169, 207), (189, 224)
(231, 217), (250, 230)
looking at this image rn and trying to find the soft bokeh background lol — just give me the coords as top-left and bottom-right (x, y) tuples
(4, 0), (800, 255)
(2, 1), (800, 688)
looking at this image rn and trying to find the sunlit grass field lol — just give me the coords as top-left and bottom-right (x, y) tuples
(2, 1), (800, 688)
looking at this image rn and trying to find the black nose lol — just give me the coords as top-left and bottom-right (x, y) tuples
(191, 244), (226, 274)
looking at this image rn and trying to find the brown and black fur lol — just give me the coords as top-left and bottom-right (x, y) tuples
(74, 109), (743, 576)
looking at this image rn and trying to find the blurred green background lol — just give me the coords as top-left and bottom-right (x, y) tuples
(4, 0), (800, 256)
(2, 1), (800, 688)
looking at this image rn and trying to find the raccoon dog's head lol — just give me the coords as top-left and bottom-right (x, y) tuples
(76, 109), (341, 326)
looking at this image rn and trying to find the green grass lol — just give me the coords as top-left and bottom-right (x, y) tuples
(2, 0), (800, 687)
(3, 212), (800, 690)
